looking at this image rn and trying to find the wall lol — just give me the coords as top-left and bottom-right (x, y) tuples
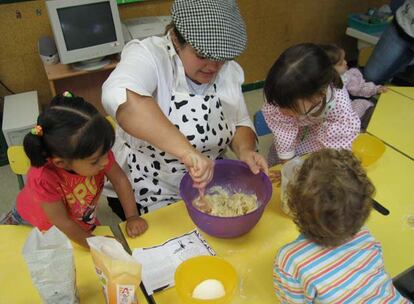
(239, 0), (388, 84)
(0, 0), (387, 107)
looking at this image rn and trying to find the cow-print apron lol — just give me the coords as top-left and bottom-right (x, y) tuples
(128, 59), (234, 214)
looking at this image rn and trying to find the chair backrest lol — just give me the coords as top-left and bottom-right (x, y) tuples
(393, 265), (414, 301)
(358, 47), (373, 67)
(7, 146), (30, 175)
(253, 110), (272, 136)
(106, 115), (116, 129)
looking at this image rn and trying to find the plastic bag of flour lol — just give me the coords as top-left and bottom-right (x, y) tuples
(87, 236), (142, 304)
(22, 226), (79, 304)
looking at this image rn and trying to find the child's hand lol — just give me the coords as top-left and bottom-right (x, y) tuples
(269, 169), (281, 185)
(126, 216), (148, 238)
(378, 86), (388, 93)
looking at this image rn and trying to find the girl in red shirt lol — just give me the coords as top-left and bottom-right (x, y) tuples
(2, 93), (147, 248)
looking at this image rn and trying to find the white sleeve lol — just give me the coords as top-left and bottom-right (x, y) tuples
(219, 61), (255, 131)
(234, 63), (254, 128)
(102, 40), (158, 118)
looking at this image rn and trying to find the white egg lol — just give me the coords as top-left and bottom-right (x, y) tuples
(192, 279), (226, 300)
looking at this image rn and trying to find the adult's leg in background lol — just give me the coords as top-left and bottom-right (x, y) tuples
(364, 23), (414, 84)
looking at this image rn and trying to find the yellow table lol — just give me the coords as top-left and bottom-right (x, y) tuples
(363, 144), (414, 277)
(388, 86), (414, 101)
(0, 226), (115, 303)
(120, 146), (414, 303)
(121, 183), (297, 304)
(367, 89), (414, 159)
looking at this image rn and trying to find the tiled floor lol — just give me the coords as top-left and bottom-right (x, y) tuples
(0, 89), (272, 227)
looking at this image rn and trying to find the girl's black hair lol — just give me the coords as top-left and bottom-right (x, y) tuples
(23, 94), (115, 167)
(264, 43), (343, 111)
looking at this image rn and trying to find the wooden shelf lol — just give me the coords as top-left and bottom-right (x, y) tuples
(42, 57), (119, 115)
(44, 59), (118, 81)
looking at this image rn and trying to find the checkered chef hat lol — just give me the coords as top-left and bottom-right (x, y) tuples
(171, 0), (247, 61)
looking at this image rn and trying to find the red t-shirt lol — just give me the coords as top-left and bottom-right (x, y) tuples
(16, 150), (115, 232)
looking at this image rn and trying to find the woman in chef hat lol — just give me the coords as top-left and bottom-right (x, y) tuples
(102, 0), (268, 219)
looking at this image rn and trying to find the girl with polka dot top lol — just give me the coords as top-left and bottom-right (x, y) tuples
(262, 43), (360, 166)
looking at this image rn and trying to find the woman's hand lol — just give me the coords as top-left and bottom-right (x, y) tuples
(181, 150), (214, 189)
(238, 150), (269, 175)
(126, 216), (148, 238)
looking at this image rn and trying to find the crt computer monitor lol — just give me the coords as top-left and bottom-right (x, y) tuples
(46, 0), (124, 70)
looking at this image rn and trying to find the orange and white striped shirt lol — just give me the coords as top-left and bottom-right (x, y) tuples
(273, 228), (410, 303)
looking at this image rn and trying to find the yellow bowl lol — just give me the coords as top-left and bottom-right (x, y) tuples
(174, 256), (237, 304)
(352, 133), (385, 167)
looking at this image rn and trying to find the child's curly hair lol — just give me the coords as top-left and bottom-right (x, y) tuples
(287, 149), (375, 247)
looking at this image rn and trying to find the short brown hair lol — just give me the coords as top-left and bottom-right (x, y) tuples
(319, 43), (343, 66)
(287, 149), (375, 247)
(165, 22), (187, 46)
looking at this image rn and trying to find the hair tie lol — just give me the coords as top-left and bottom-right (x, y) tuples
(62, 91), (73, 98)
(31, 125), (43, 137)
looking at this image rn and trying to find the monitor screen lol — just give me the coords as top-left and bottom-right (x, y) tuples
(46, 0), (124, 67)
(57, 2), (117, 50)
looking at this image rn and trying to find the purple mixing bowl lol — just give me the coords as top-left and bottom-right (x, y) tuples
(179, 159), (273, 238)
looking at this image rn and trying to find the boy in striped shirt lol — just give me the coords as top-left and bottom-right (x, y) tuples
(273, 149), (411, 303)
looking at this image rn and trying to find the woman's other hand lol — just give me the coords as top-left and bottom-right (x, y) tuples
(269, 169), (281, 185)
(126, 216), (148, 238)
(181, 150), (214, 189)
(230, 126), (268, 175)
(239, 150), (269, 175)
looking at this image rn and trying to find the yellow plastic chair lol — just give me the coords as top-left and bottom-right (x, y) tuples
(7, 146), (30, 175)
(7, 146), (30, 189)
(106, 115), (116, 129)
